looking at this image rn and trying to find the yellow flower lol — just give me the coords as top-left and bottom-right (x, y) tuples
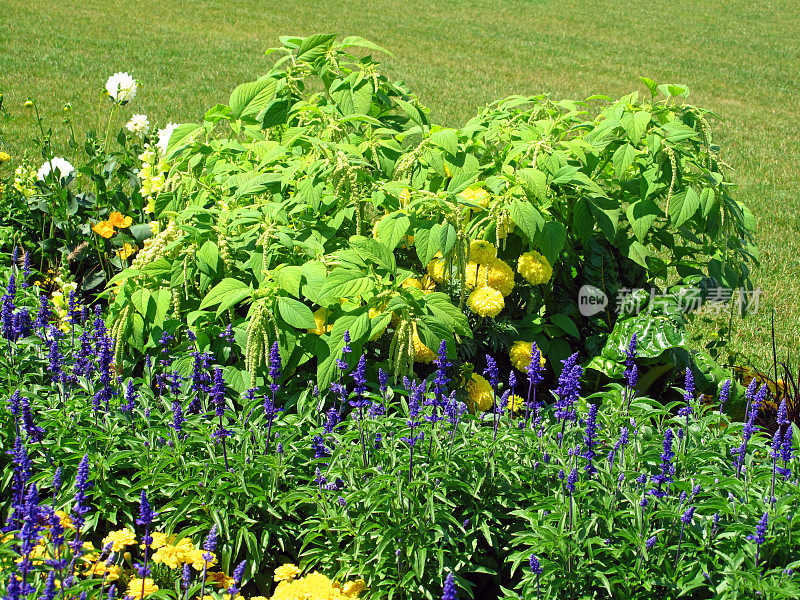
(308, 307), (333, 335)
(426, 254), (446, 283)
(459, 186), (491, 209)
(126, 578), (159, 600)
(506, 394), (526, 414)
(251, 596), (269, 600)
(508, 341), (547, 372)
(274, 563), (301, 582)
(468, 240), (497, 264)
(189, 549), (217, 571)
(411, 323), (436, 364)
(517, 251), (552, 285)
(173, 537), (195, 561)
(85, 562), (123, 582)
(55, 510), (73, 530)
(140, 531), (169, 551)
(80, 541), (99, 563)
(270, 571), (361, 600)
(0, 152), (11, 163)
(207, 571), (235, 588)
(401, 275), (435, 294)
(108, 211), (133, 228)
(92, 220), (115, 239)
(467, 286), (504, 318)
(152, 543), (184, 569)
(102, 528), (137, 552)
(466, 373), (494, 413)
(466, 259), (515, 297)
(117, 243), (137, 260)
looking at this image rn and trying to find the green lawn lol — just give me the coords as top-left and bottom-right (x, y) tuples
(1, 0), (798, 371)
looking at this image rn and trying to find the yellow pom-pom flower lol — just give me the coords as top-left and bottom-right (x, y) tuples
(102, 528), (136, 552)
(274, 563), (301, 582)
(152, 543), (184, 570)
(465, 259), (515, 296)
(459, 186), (491, 209)
(465, 373), (494, 413)
(517, 251), (553, 285)
(467, 286), (504, 318)
(468, 240), (497, 264)
(126, 578), (159, 600)
(508, 341), (547, 372)
(426, 255), (446, 283)
(412, 323), (436, 364)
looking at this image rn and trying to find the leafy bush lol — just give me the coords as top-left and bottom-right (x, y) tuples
(2, 278), (797, 600)
(104, 34), (756, 392)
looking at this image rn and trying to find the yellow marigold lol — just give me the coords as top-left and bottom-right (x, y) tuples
(465, 373), (494, 413)
(517, 251), (552, 285)
(426, 255), (446, 283)
(308, 308), (333, 335)
(207, 571), (235, 588)
(251, 597), (269, 600)
(468, 240), (497, 264)
(274, 563), (301, 582)
(412, 323), (436, 364)
(173, 537), (195, 561)
(0, 152), (11, 162)
(459, 186), (491, 209)
(84, 562), (123, 582)
(467, 259), (515, 297)
(401, 275), (436, 294)
(467, 286), (504, 318)
(271, 571), (362, 600)
(102, 528), (136, 552)
(108, 211), (133, 228)
(92, 220), (115, 239)
(141, 531), (169, 551)
(508, 341), (547, 372)
(189, 549), (217, 571)
(152, 543), (184, 569)
(80, 541), (99, 563)
(126, 578), (159, 600)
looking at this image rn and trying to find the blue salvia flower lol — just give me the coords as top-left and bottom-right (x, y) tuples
(681, 506), (695, 524)
(378, 368), (389, 413)
(52, 466), (62, 499)
(565, 467), (578, 494)
(323, 407), (339, 434)
(1, 294), (15, 341)
(68, 290), (78, 324)
(21, 250), (31, 287)
(268, 342), (281, 396)
(48, 338), (63, 383)
(442, 572), (457, 600)
(529, 553), (542, 574)
(34, 294), (50, 331)
(312, 435), (329, 458)
(748, 511), (769, 570)
(484, 354), (499, 389)
(41, 571), (57, 600)
(718, 378), (732, 415)
(203, 524), (218, 560)
(69, 455), (91, 553)
(7, 272), (16, 298)
(350, 354), (369, 410)
(430, 340), (451, 420)
(219, 323), (234, 343)
(608, 427), (629, 469)
(336, 330), (352, 371)
(182, 563), (192, 592)
(582, 403), (599, 476)
(646, 535), (657, 550)
(624, 334), (639, 388)
(226, 559), (247, 596)
(93, 335), (115, 417)
(524, 342), (544, 428)
(650, 428), (675, 498)
(14, 308), (32, 339)
(7, 389), (21, 421)
(21, 396), (44, 443)
(172, 400), (185, 434)
(123, 380), (137, 416)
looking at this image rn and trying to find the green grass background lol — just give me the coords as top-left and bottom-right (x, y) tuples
(1, 0), (798, 371)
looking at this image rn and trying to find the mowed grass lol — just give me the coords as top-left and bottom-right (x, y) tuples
(1, 0), (798, 372)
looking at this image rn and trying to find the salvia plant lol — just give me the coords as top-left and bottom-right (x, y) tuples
(0, 279), (797, 600)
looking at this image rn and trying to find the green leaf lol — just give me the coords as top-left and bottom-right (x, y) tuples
(232, 172), (277, 200)
(273, 265), (303, 297)
(430, 129), (459, 156)
(374, 212), (410, 250)
(627, 240), (650, 268)
(639, 76), (658, 97)
(296, 33), (337, 62)
(549, 313), (579, 338)
(413, 222), (441, 266)
(518, 168), (548, 201)
(612, 143), (638, 178)
(536, 221), (567, 265)
(319, 268), (375, 301)
(509, 199), (544, 245)
(626, 199), (659, 243)
(276, 297), (316, 329)
(439, 222), (458, 256)
(670, 188), (700, 227)
(199, 278), (250, 311)
(349, 236), (396, 272)
(699, 188), (717, 218)
(229, 77), (277, 120)
(572, 198), (594, 240)
(165, 123), (203, 161)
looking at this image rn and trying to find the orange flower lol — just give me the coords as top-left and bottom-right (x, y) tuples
(92, 221), (115, 238)
(108, 212), (133, 228)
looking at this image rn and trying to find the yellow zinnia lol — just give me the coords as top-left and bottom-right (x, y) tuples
(102, 528), (136, 552)
(517, 251), (552, 285)
(508, 341), (547, 372)
(467, 286), (504, 318)
(465, 373), (494, 413)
